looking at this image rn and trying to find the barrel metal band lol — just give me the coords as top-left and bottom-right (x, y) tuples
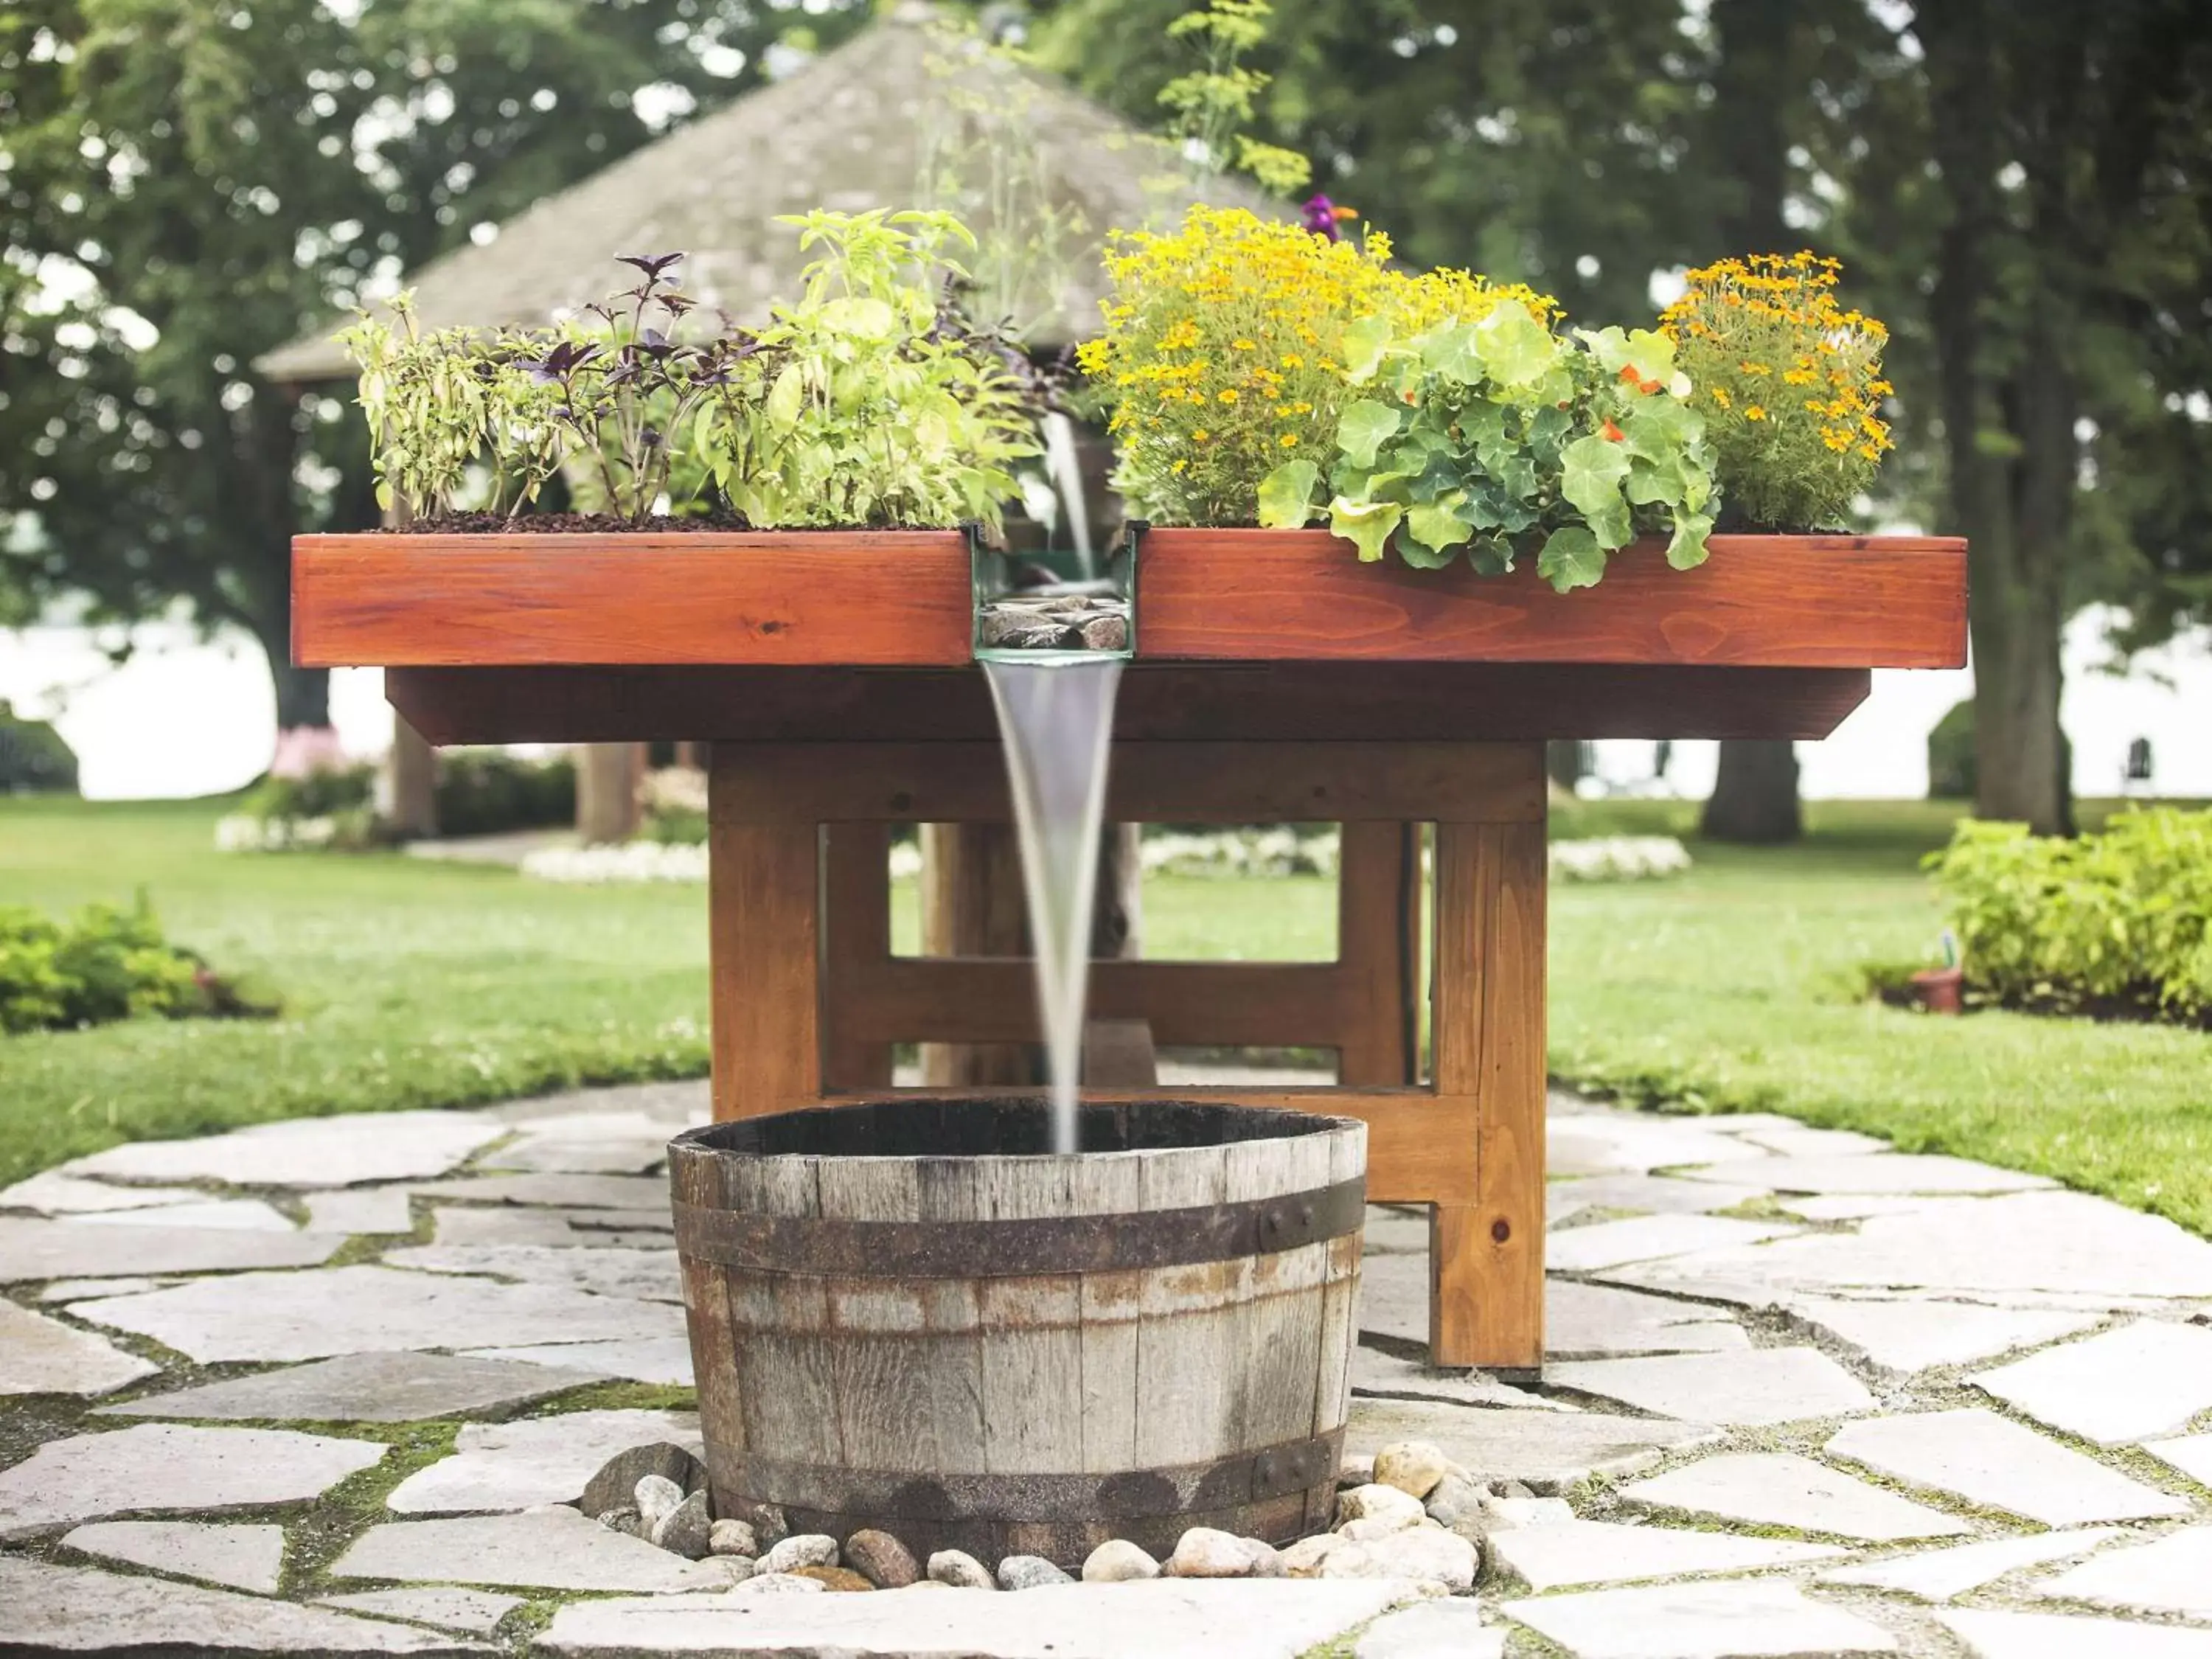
(712, 1427), (1343, 1523)
(672, 1175), (1364, 1278)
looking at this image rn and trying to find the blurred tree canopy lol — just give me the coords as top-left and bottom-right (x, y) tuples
(0, 0), (868, 727)
(1033, 0), (2212, 834)
(5, 0), (2207, 828)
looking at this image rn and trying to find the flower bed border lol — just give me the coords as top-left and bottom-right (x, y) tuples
(293, 528), (1965, 671)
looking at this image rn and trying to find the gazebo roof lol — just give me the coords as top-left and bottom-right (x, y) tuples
(259, 5), (1278, 382)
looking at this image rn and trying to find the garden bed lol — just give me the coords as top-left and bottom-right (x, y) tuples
(295, 529), (1964, 672)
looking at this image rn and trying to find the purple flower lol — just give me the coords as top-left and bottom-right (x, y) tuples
(1301, 194), (1342, 242)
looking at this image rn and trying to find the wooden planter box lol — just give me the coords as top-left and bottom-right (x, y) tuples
(293, 529), (1966, 672)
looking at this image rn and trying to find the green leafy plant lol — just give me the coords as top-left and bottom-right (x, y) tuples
(1, 897), (271, 1035)
(1158, 0), (1312, 196)
(342, 213), (1046, 534)
(1928, 810), (2212, 1024)
(689, 211), (1044, 533)
(1258, 316), (1718, 589)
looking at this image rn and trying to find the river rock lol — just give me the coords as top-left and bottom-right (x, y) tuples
(1425, 1472), (1489, 1531)
(633, 1475), (684, 1535)
(734, 1501), (788, 1550)
(843, 1528), (918, 1588)
(580, 1443), (703, 1519)
(1337, 1483), (1427, 1531)
(1374, 1441), (1451, 1500)
(1083, 1539), (1161, 1582)
(1340, 1515), (1435, 1544)
(928, 1548), (995, 1589)
(1283, 1534), (1349, 1577)
(791, 1565), (875, 1592)
(595, 1506), (647, 1539)
(1168, 1528), (1259, 1579)
(1079, 614), (1130, 651)
(709, 1554), (757, 1585)
(1339, 1454), (1377, 1487)
(708, 1519), (758, 1559)
(650, 1489), (711, 1559)
(757, 1534), (839, 1576)
(1326, 1528), (1478, 1593)
(999, 1554), (1074, 1590)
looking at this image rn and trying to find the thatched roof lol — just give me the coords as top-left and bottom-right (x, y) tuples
(260, 4), (1279, 382)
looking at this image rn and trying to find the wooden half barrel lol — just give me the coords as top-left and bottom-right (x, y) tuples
(667, 1097), (1366, 1567)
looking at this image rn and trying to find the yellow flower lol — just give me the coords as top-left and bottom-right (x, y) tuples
(1709, 386), (1731, 410)
(1279, 432), (1298, 447)
(1218, 389), (1239, 403)
(1745, 405), (1767, 422)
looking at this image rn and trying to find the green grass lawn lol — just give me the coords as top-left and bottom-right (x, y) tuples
(3, 794), (2207, 1237)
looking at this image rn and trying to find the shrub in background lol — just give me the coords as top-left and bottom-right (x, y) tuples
(1659, 252), (1893, 530)
(1, 898), (271, 1034)
(437, 751), (577, 838)
(1929, 809), (2212, 1023)
(0, 701), (80, 795)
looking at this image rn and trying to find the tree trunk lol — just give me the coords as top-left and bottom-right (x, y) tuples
(576, 743), (644, 844)
(1921, 1), (2073, 835)
(1702, 0), (1806, 843)
(381, 719), (439, 839)
(1700, 740), (1804, 843)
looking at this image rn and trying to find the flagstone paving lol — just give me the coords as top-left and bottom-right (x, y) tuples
(4, 1082), (2212, 1657)
(61, 1517), (289, 1593)
(94, 1350), (612, 1423)
(1969, 1320), (2212, 1444)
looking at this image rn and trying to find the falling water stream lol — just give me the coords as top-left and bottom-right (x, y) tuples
(981, 655), (1124, 1155)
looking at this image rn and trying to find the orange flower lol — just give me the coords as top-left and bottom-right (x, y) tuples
(1600, 420), (1625, 442)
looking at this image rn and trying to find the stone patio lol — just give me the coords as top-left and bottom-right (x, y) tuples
(4, 1081), (2212, 1656)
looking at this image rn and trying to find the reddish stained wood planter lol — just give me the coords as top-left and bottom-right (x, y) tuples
(293, 528), (1966, 672)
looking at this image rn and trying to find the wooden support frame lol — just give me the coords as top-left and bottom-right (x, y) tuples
(708, 740), (1545, 1371)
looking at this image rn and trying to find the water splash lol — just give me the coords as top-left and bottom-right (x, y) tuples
(982, 655), (1124, 1154)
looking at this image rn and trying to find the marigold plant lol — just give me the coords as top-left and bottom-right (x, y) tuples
(1659, 251), (1893, 529)
(1077, 206), (1556, 524)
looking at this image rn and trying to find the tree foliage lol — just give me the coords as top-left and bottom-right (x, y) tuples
(0, 0), (867, 726)
(1032, 0), (2212, 832)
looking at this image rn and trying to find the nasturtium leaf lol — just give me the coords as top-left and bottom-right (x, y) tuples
(1342, 316), (1394, 384)
(1329, 495), (1404, 563)
(1537, 525), (1607, 592)
(1397, 535), (1462, 570)
(1420, 324), (1484, 386)
(1474, 306), (1559, 386)
(1560, 432), (1632, 526)
(1622, 327), (1677, 383)
(1467, 536), (1515, 577)
(1256, 459), (1321, 529)
(1405, 496), (1475, 557)
(1666, 510), (1715, 570)
(1337, 400), (1404, 468)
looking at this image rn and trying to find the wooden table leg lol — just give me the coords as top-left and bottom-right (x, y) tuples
(821, 824), (894, 1090)
(1430, 801), (1548, 1374)
(709, 751), (822, 1121)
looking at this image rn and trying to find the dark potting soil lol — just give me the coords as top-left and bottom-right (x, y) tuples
(397, 511), (753, 533)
